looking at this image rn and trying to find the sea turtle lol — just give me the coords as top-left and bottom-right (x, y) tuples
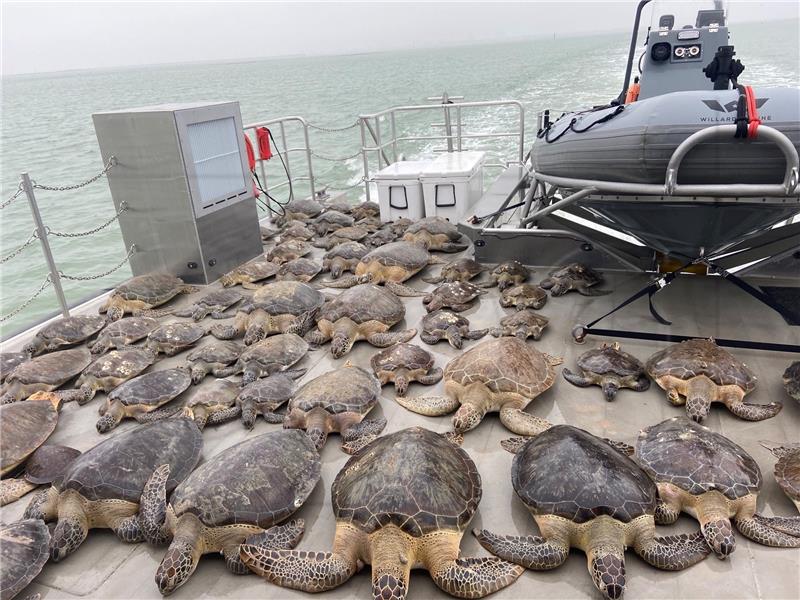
(266, 239), (311, 265)
(0, 445), (81, 506)
(89, 316), (159, 354)
(481, 260), (530, 291)
(235, 370), (306, 429)
(278, 221), (315, 241)
(180, 379), (242, 430)
(562, 342), (650, 401)
(210, 281), (325, 344)
(144, 322), (205, 356)
(423, 281), (486, 313)
(365, 228), (396, 248)
(370, 343), (443, 397)
(260, 225), (280, 241)
(312, 225), (369, 250)
(761, 442), (800, 513)
(216, 333), (308, 384)
(96, 368), (192, 433)
(355, 215), (382, 233)
(283, 362), (386, 453)
(323, 241), (444, 296)
(402, 216), (468, 252)
(220, 257), (279, 289)
(171, 289), (243, 321)
(312, 210), (354, 236)
(420, 309), (487, 349)
(423, 257), (485, 284)
(322, 241), (368, 279)
(490, 310), (550, 341)
(0, 519), (50, 600)
(784, 361), (800, 403)
(274, 198), (323, 224)
(276, 257), (322, 282)
(241, 426), (523, 599)
(24, 315), (107, 356)
(67, 347), (156, 404)
(499, 283), (548, 310)
(396, 337), (562, 436)
(385, 217), (414, 237)
(0, 353), (28, 383)
(306, 284), (416, 358)
(636, 417), (800, 558)
(475, 425), (711, 600)
(183, 341), (244, 383)
(100, 274), (197, 321)
(539, 263), (610, 296)
(24, 418), (202, 561)
(646, 338), (777, 422)
(0, 348), (92, 404)
(322, 199), (354, 215)
(351, 201), (380, 220)
(142, 429), (319, 595)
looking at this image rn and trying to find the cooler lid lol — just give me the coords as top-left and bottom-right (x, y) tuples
(373, 160), (432, 181)
(420, 151), (485, 178)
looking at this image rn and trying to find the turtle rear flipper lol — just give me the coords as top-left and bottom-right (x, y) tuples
(473, 528), (569, 570)
(633, 530), (711, 570)
(726, 399), (783, 421)
(430, 556), (523, 598)
(239, 547), (358, 593)
(735, 514), (800, 546)
(0, 478), (39, 506)
(395, 394), (459, 416)
(341, 417), (387, 454)
(499, 406), (552, 437)
(138, 465), (171, 545)
(365, 329), (417, 348)
(384, 281), (425, 297)
(562, 367), (592, 387)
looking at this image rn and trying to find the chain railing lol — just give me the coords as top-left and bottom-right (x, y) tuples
(0, 276), (53, 323)
(1, 184), (25, 210)
(47, 201), (128, 238)
(59, 244), (136, 281)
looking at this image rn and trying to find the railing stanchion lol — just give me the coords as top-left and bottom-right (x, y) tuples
(20, 173), (70, 317)
(302, 120), (316, 200)
(359, 118), (371, 202)
(390, 112), (398, 163)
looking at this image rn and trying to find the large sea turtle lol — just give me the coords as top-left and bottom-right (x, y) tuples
(312, 225), (369, 250)
(68, 347), (156, 404)
(278, 221), (315, 241)
(96, 368), (192, 433)
(274, 198), (323, 224)
(396, 337), (562, 436)
(306, 284), (416, 358)
(235, 371), (305, 429)
(266, 239), (311, 265)
(402, 216), (468, 252)
(761, 442), (800, 513)
(475, 425), (710, 600)
(183, 341), (244, 383)
(312, 210), (354, 236)
(0, 444), (80, 506)
(144, 322), (205, 356)
(220, 257), (279, 288)
(276, 257), (322, 282)
(172, 289), (243, 320)
(180, 379), (241, 430)
(216, 333), (308, 384)
(0, 348), (92, 404)
(283, 362), (386, 453)
(24, 418), (202, 562)
(563, 342), (650, 401)
(24, 315), (106, 356)
(0, 519), (50, 600)
(646, 338), (778, 422)
(499, 284), (548, 310)
(481, 260), (530, 291)
(783, 361), (800, 403)
(423, 281), (486, 312)
(370, 343), (443, 397)
(89, 316), (159, 354)
(490, 310), (549, 341)
(241, 427), (523, 599)
(423, 257), (485, 284)
(141, 430), (320, 595)
(539, 263), (610, 296)
(322, 241), (368, 279)
(365, 228), (396, 248)
(420, 310), (487, 349)
(636, 417), (800, 558)
(351, 200), (380, 220)
(1, 353), (29, 383)
(100, 274), (197, 321)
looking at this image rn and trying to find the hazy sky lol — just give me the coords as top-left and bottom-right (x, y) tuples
(2, 1), (798, 75)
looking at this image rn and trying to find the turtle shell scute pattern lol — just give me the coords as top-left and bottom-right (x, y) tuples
(6, 348), (91, 386)
(114, 274), (185, 303)
(239, 334), (308, 367)
(636, 417), (761, 500)
(774, 447), (800, 501)
(195, 289), (243, 308)
(252, 281), (325, 316)
(512, 425), (656, 523)
(0, 400), (59, 474)
(578, 345), (645, 378)
(83, 348), (154, 379)
(404, 217), (460, 239)
(333, 427), (480, 536)
(646, 339), (756, 391)
(109, 368), (191, 407)
(371, 344), (434, 373)
(148, 322), (205, 345)
(422, 310), (470, 332)
(325, 241), (368, 261)
(186, 380), (239, 409)
(171, 430), (320, 528)
(318, 284), (405, 326)
(359, 242), (430, 271)
(290, 365), (380, 415)
(34, 315), (106, 344)
(186, 341), (243, 364)
(60, 419), (202, 503)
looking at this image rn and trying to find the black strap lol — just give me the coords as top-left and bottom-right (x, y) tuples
(539, 106), (625, 143)
(580, 327), (800, 353)
(734, 84), (749, 139)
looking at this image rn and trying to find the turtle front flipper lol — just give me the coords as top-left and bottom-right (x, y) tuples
(323, 275), (362, 289)
(49, 491), (90, 561)
(385, 281), (425, 297)
(725, 399), (783, 421)
(365, 328), (417, 348)
(285, 310), (318, 337)
(562, 367), (592, 388)
(224, 521), (306, 576)
(734, 514), (800, 547)
(205, 406), (242, 426)
(341, 417), (387, 454)
(499, 404), (552, 437)
(395, 394), (459, 416)
(155, 513), (205, 595)
(633, 529), (711, 570)
(654, 498), (681, 525)
(134, 405), (184, 424)
(430, 555), (523, 598)
(0, 477), (39, 506)
(472, 528), (569, 570)
(240, 547), (359, 593)
(436, 242), (468, 253)
(24, 486), (59, 521)
(137, 465), (171, 545)
(417, 367), (444, 387)
(585, 523), (627, 600)
(748, 515), (800, 537)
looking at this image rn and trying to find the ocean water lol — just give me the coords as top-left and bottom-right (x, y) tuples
(1, 20), (798, 336)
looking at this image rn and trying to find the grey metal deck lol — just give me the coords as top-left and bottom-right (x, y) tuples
(1, 238), (798, 600)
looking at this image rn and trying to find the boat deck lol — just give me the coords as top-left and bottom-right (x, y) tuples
(1, 227), (798, 600)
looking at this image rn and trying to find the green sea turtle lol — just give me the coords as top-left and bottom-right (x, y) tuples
(216, 333), (308, 384)
(0, 519), (50, 600)
(24, 315), (106, 356)
(386, 217), (414, 237)
(89, 316), (159, 354)
(396, 337), (562, 436)
(402, 216), (468, 252)
(0, 353), (28, 383)
(276, 257), (322, 282)
(313, 225), (369, 250)
(100, 274), (197, 321)
(0, 444), (81, 506)
(423, 257), (485, 284)
(180, 379), (241, 430)
(475, 425), (710, 600)
(761, 442), (800, 513)
(172, 289), (243, 320)
(96, 368), (192, 433)
(142, 429), (320, 595)
(539, 263), (610, 296)
(562, 342), (650, 401)
(235, 370), (306, 429)
(144, 322), (205, 356)
(283, 362), (386, 453)
(220, 257), (279, 289)
(241, 426), (523, 599)
(356, 215), (383, 233)
(636, 417), (800, 558)
(481, 260), (530, 291)
(423, 281), (486, 313)
(210, 281), (325, 344)
(490, 310), (549, 341)
(322, 199), (354, 214)
(370, 343), (443, 397)
(183, 341), (244, 383)
(67, 347), (156, 404)
(0, 348), (92, 404)
(499, 284), (548, 310)
(783, 361), (800, 403)
(274, 198), (323, 224)
(351, 201), (380, 220)
(646, 338), (777, 422)
(306, 284), (416, 358)
(24, 418), (202, 562)
(365, 228), (396, 248)
(266, 239), (311, 265)
(278, 221), (315, 241)
(322, 241), (368, 279)
(312, 210), (354, 236)
(420, 310), (487, 349)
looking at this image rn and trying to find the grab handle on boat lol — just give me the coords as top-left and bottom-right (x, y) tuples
(665, 124), (800, 196)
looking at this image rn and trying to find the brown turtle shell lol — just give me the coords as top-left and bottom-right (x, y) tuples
(359, 241), (430, 272)
(4, 347), (91, 387)
(783, 361), (800, 402)
(646, 339), (756, 391)
(577, 344), (646, 378)
(317, 284), (405, 327)
(333, 427), (481, 537)
(236, 333), (308, 370)
(185, 341), (244, 365)
(170, 430), (320, 528)
(324, 241), (368, 262)
(0, 518), (50, 600)
(79, 348), (155, 383)
(147, 322), (205, 347)
(249, 281), (325, 316)
(0, 398), (60, 475)
(424, 282), (484, 308)
(289, 364), (380, 416)
(108, 368), (191, 408)
(112, 274), (186, 304)
(185, 379), (239, 409)
(370, 343), (435, 375)
(422, 309), (471, 333)
(403, 216), (461, 240)
(89, 317), (159, 353)
(0, 353), (28, 382)
(277, 257), (322, 281)
(774, 446), (800, 503)
(236, 374), (298, 412)
(27, 315), (106, 351)
(24, 445), (81, 485)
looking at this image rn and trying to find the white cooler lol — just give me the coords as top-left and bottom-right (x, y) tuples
(420, 151), (485, 221)
(373, 160), (431, 222)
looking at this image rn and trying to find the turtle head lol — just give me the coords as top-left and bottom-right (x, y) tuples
(303, 407), (331, 451)
(96, 402), (124, 433)
(329, 259), (344, 279)
(239, 399), (257, 430)
(452, 403), (484, 433)
(701, 518), (736, 558)
(189, 364), (208, 385)
(105, 299), (126, 322)
(393, 369), (411, 398)
(23, 339), (43, 356)
(155, 515), (204, 595)
(602, 379), (620, 402)
(588, 548), (626, 600)
(331, 323), (357, 359)
(49, 494), (89, 562)
(242, 365), (259, 386)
